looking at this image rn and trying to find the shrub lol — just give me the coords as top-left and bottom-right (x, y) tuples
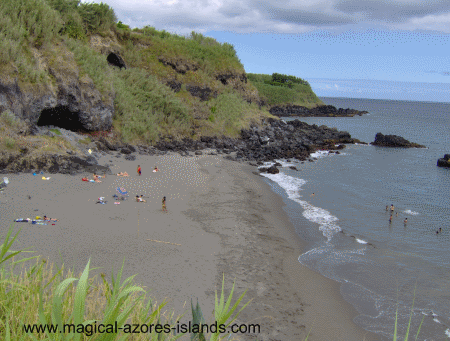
(247, 73), (322, 107)
(116, 21), (130, 30)
(4, 137), (16, 149)
(113, 68), (191, 143)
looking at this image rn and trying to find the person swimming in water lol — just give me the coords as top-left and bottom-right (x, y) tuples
(404, 218), (408, 224)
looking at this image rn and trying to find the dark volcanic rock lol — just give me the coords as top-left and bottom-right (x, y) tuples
(0, 152), (110, 174)
(269, 104), (368, 117)
(371, 133), (426, 148)
(124, 154), (136, 161)
(166, 80), (182, 93)
(259, 165), (279, 174)
(437, 154), (450, 168)
(0, 64), (114, 131)
(152, 117), (361, 164)
(158, 56), (199, 74)
(216, 72), (247, 85)
(186, 85), (217, 101)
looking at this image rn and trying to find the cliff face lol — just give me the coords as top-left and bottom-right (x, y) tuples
(0, 45), (114, 132)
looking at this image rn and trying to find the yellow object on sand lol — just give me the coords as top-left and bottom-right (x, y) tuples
(88, 149), (92, 154)
(36, 216), (41, 220)
(41, 176), (50, 180)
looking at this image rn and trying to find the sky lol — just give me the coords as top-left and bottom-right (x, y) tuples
(82, 0), (450, 102)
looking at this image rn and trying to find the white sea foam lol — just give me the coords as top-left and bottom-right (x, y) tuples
(403, 210), (419, 216)
(433, 318), (440, 323)
(356, 238), (368, 244)
(261, 172), (341, 241)
(275, 159), (297, 168)
(310, 150), (330, 158)
(445, 329), (450, 337)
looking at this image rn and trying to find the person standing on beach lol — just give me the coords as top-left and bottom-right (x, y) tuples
(404, 218), (408, 224)
(162, 196), (167, 212)
(389, 215), (393, 223)
(390, 204), (395, 212)
(137, 165), (141, 176)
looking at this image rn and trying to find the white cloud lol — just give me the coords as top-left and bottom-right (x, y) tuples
(390, 12), (450, 33)
(81, 0), (450, 34)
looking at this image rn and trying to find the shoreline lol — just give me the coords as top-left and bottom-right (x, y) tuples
(208, 159), (379, 340)
(0, 152), (378, 340)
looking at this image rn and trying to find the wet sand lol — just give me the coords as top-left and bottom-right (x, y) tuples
(0, 151), (378, 340)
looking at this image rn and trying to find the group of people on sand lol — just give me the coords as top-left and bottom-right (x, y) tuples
(136, 165), (159, 176)
(117, 166), (158, 177)
(135, 195), (167, 212)
(82, 173), (106, 183)
(85, 163), (166, 211)
(386, 204), (408, 225)
(15, 215), (59, 224)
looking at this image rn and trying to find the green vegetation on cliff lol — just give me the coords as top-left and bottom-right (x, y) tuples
(247, 73), (323, 108)
(0, 0), (321, 145)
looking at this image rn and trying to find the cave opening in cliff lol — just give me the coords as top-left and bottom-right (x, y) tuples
(37, 106), (88, 132)
(107, 52), (126, 69)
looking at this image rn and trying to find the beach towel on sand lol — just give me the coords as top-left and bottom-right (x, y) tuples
(116, 187), (128, 196)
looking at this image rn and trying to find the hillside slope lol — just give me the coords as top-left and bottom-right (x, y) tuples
(0, 0), (279, 145)
(247, 73), (323, 109)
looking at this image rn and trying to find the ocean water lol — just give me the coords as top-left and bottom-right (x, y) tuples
(260, 97), (450, 340)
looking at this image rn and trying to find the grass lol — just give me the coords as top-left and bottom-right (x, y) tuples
(0, 225), (252, 340)
(0, 0), (290, 144)
(247, 73), (323, 108)
(50, 129), (62, 135)
(78, 137), (91, 145)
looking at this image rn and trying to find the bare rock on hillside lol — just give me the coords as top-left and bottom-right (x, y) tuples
(158, 56), (199, 74)
(0, 45), (114, 132)
(186, 85), (217, 101)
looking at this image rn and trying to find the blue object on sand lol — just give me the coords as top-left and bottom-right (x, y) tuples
(33, 173), (36, 176)
(41, 171), (44, 174)
(116, 187), (128, 196)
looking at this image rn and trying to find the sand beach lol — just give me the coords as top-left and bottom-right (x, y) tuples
(0, 151), (378, 340)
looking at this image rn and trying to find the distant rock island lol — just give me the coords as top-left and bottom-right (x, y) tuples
(437, 154), (450, 168)
(371, 133), (426, 148)
(269, 104), (368, 118)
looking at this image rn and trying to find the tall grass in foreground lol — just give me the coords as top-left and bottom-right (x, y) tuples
(0, 225), (251, 340)
(392, 286), (426, 341)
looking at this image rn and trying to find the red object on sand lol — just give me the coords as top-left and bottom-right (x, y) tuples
(82, 178), (88, 182)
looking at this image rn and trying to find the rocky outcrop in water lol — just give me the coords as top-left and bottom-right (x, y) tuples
(1, 115), (360, 174)
(437, 154), (450, 168)
(371, 133), (426, 148)
(148, 118), (358, 162)
(269, 104), (368, 117)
